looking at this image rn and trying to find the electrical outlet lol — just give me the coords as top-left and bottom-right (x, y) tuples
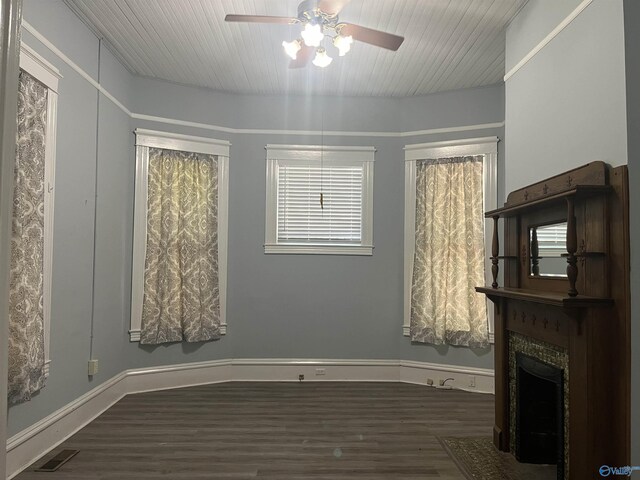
(298, 374), (304, 382)
(469, 375), (476, 388)
(88, 359), (99, 376)
(315, 368), (326, 376)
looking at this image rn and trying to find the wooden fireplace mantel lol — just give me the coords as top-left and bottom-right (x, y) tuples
(484, 185), (612, 218)
(476, 162), (630, 480)
(476, 286), (614, 309)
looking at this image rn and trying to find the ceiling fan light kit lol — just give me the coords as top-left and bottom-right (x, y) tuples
(225, 0), (404, 69)
(333, 34), (353, 56)
(312, 48), (333, 68)
(282, 39), (303, 60)
(301, 22), (325, 48)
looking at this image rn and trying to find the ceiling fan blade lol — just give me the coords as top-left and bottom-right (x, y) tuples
(289, 45), (315, 69)
(318, 0), (350, 16)
(225, 14), (298, 25)
(340, 24), (404, 51)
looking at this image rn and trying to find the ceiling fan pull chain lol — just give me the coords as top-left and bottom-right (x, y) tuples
(320, 75), (325, 211)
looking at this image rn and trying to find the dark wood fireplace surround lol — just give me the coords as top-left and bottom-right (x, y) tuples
(476, 162), (630, 479)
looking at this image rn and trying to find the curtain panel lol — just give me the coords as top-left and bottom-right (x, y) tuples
(140, 147), (221, 344)
(8, 71), (47, 404)
(410, 156), (489, 347)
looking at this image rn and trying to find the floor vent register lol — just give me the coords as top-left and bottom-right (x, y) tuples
(35, 450), (80, 472)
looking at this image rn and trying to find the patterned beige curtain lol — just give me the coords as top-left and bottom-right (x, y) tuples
(410, 156), (488, 347)
(8, 71), (48, 404)
(140, 148), (220, 344)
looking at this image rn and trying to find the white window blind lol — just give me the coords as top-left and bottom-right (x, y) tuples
(535, 224), (567, 255)
(265, 145), (374, 255)
(277, 164), (363, 244)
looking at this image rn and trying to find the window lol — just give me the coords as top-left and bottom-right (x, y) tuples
(265, 144), (374, 255)
(130, 129), (229, 342)
(403, 137), (498, 343)
(11, 45), (60, 388)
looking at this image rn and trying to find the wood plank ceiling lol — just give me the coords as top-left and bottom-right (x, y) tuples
(63, 0), (527, 97)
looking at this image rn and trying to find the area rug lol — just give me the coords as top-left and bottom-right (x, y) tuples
(438, 437), (556, 480)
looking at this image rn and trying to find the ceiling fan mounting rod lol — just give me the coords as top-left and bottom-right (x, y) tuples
(298, 0), (338, 25)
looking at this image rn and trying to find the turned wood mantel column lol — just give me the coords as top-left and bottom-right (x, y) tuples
(565, 197), (578, 297)
(491, 215), (499, 288)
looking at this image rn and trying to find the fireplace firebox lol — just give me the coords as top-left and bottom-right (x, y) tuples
(516, 353), (564, 478)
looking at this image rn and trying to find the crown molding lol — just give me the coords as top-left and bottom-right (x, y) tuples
(504, 0), (593, 82)
(22, 22), (503, 139)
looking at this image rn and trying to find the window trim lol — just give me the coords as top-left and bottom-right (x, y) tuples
(403, 136), (499, 343)
(264, 144), (375, 256)
(19, 44), (62, 377)
(129, 129), (230, 342)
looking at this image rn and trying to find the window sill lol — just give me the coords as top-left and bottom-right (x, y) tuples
(264, 244), (374, 256)
(402, 326), (495, 344)
(129, 324), (227, 342)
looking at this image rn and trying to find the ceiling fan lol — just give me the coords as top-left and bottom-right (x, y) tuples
(225, 0), (405, 69)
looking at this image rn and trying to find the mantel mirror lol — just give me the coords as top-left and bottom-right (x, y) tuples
(529, 222), (567, 277)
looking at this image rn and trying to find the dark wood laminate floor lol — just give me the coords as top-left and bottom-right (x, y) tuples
(16, 382), (494, 479)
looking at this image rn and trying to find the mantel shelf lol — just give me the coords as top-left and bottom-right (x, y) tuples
(484, 185), (612, 218)
(475, 286), (614, 309)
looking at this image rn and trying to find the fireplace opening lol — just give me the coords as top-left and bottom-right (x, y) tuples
(516, 353), (564, 478)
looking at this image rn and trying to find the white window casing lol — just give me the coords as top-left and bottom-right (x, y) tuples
(265, 144), (374, 255)
(130, 129), (230, 342)
(403, 137), (499, 343)
(19, 44), (62, 377)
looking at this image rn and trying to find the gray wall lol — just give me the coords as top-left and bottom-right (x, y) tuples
(505, 0), (637, 464)
(224, 132), (403, 360)
(127, 79), (502, 370)
(8, 0), (133, 435)
(130, 76), (504, 135)
(505, 0), (583, 74)
(623, 0), (640, 465)
(9, 0), (502, 438)
(504, 0), (627, 193)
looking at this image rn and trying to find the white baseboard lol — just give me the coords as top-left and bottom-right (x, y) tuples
(6, 372), (128, 479)
(6, 358), (494, 479)
(400, 360), (495, 393)
(230, 358), (402, 383)
(125, 359), (234, 395)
